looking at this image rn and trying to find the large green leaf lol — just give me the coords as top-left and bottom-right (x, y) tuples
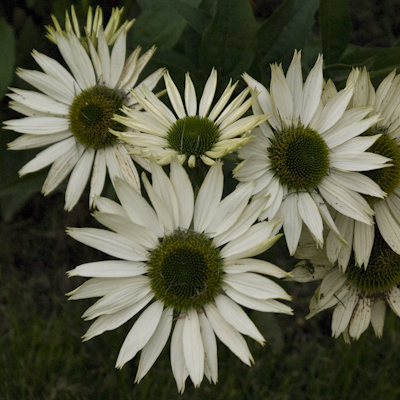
(256, 0), (319, 83)
(198, 0), (257, 78)
(320, 0), (351, 65)
(0, 18), (15, 100)
(162, 0), (212, 35)
(131, 0), (202, 50)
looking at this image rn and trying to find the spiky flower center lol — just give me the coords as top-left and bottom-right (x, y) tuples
(166, 116), (220, 157)
(147, 229), (223, 311)
(346, 230), (400, 294)
(362, 129), (400, 202)
(69, 86), (125, 149)
(268, 125), (330, 191)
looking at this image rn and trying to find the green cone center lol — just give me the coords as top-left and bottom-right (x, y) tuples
(362, 129), (400, 202)
(69, 85), (125, 149)
(166, 116), (220, 157)
(147, 229), (223, 311)
(346, 229), (400, 294)
(268, 125), (330, 191)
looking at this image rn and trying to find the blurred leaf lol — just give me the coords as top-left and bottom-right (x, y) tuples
(162, 0), (212, 35)
(152, 48), (196, 78)
(131, 0), (202, 50)
(0, 171), (45, 221)
(0, 18), (15, 100)
(340, 45), (400, 70)
(339, 45), (400, 85)
(320, 0), (351, 65)
(198, 0), (257, 77)
(256, 0), (319, 83)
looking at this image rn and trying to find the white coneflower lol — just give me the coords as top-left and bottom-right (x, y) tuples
(326, 68), (400, 270)
(67, 158), (292, 392)
(4, 6), (164, 210)
(112, 69), (269, 168)
(291, 228), (400, 342)
(234, 51), (390, 255)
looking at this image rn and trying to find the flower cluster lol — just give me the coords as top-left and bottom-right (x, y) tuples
(4, 4), (400, 393)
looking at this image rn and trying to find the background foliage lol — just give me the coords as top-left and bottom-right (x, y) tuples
(1, 0), (400, 399)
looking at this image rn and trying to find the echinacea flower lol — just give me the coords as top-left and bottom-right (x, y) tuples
(4, 6), (164, 210)
(67, 158), (292, 392)
(112, 69), (269, 167)
(291, 228), (400, 342)
(326, 68), (400, 270)
(234, 51), (390, 255)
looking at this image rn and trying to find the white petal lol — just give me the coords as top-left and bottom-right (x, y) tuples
(297, 192), (324, 248)
(18, 137), (76, 176)
(68, 260), (147, 278)
(204, 303), (254, 366)
(282, 192), (303, 255)
(109, 31), (126, 88)
(7, 131), (71, 150)
(4, 116), (69, 134)
(43, 142), (83, 195)
(220, 221), (280, 260)
(149, 160), (179, 229)
(331, 285), (358, 337)
(67, 227), (146, 261)
(223, 286), (293, 314)
(314, 84), (354, 133)
(204, 181), (255, 237)
(89, 148), (107, 208)
(114, 178), (163, 238)
(199, 69), (217, 118)
(184, 73), (197, 116)
(223, 273), (291, 301)
(65, 148), (95, 211)
(198, 313), (218, 384)
(165, 71), (186, 119)
(93, 212), (158, 249)
(136, 306), (173, 382)
(116, 300), (164, 368)
(370, 299), (386, 338)
(170, 157), (194, 229)
(223, 258), (287, 278)
(193, 161), (223, 232)
(319, 177), (374, 225)
(82, 293), (153, 341)
(348, 296), (371, 340)
(142, 172), (176, 234)
(171, 317), (189, 393)
(353, 221), (374, 267)
(270, 63), (293, 127)
(301, 55), (323, 127)
(375, 201), (400, 254)
(215, 294), (265, 344)
(183, 309), (204, 387)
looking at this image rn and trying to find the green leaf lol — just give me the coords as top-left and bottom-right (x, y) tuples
(198, 0), (257, 77)
(0, 18), (15, 100)
(161, 0), (212, 35)
(339, 45), (400, 86)
(131, 0), (202, 50)
(320, 0), (351, 65)
(0, 171), (46, 221)
(256, 0), (319, 82)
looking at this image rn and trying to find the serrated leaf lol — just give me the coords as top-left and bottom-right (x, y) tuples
(256, 0), (319, 83)
(0, 18), (16, 100)
(198, 0), (257, 77)
(131, 0), (201, 50)
(320, 0), (351, 65)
